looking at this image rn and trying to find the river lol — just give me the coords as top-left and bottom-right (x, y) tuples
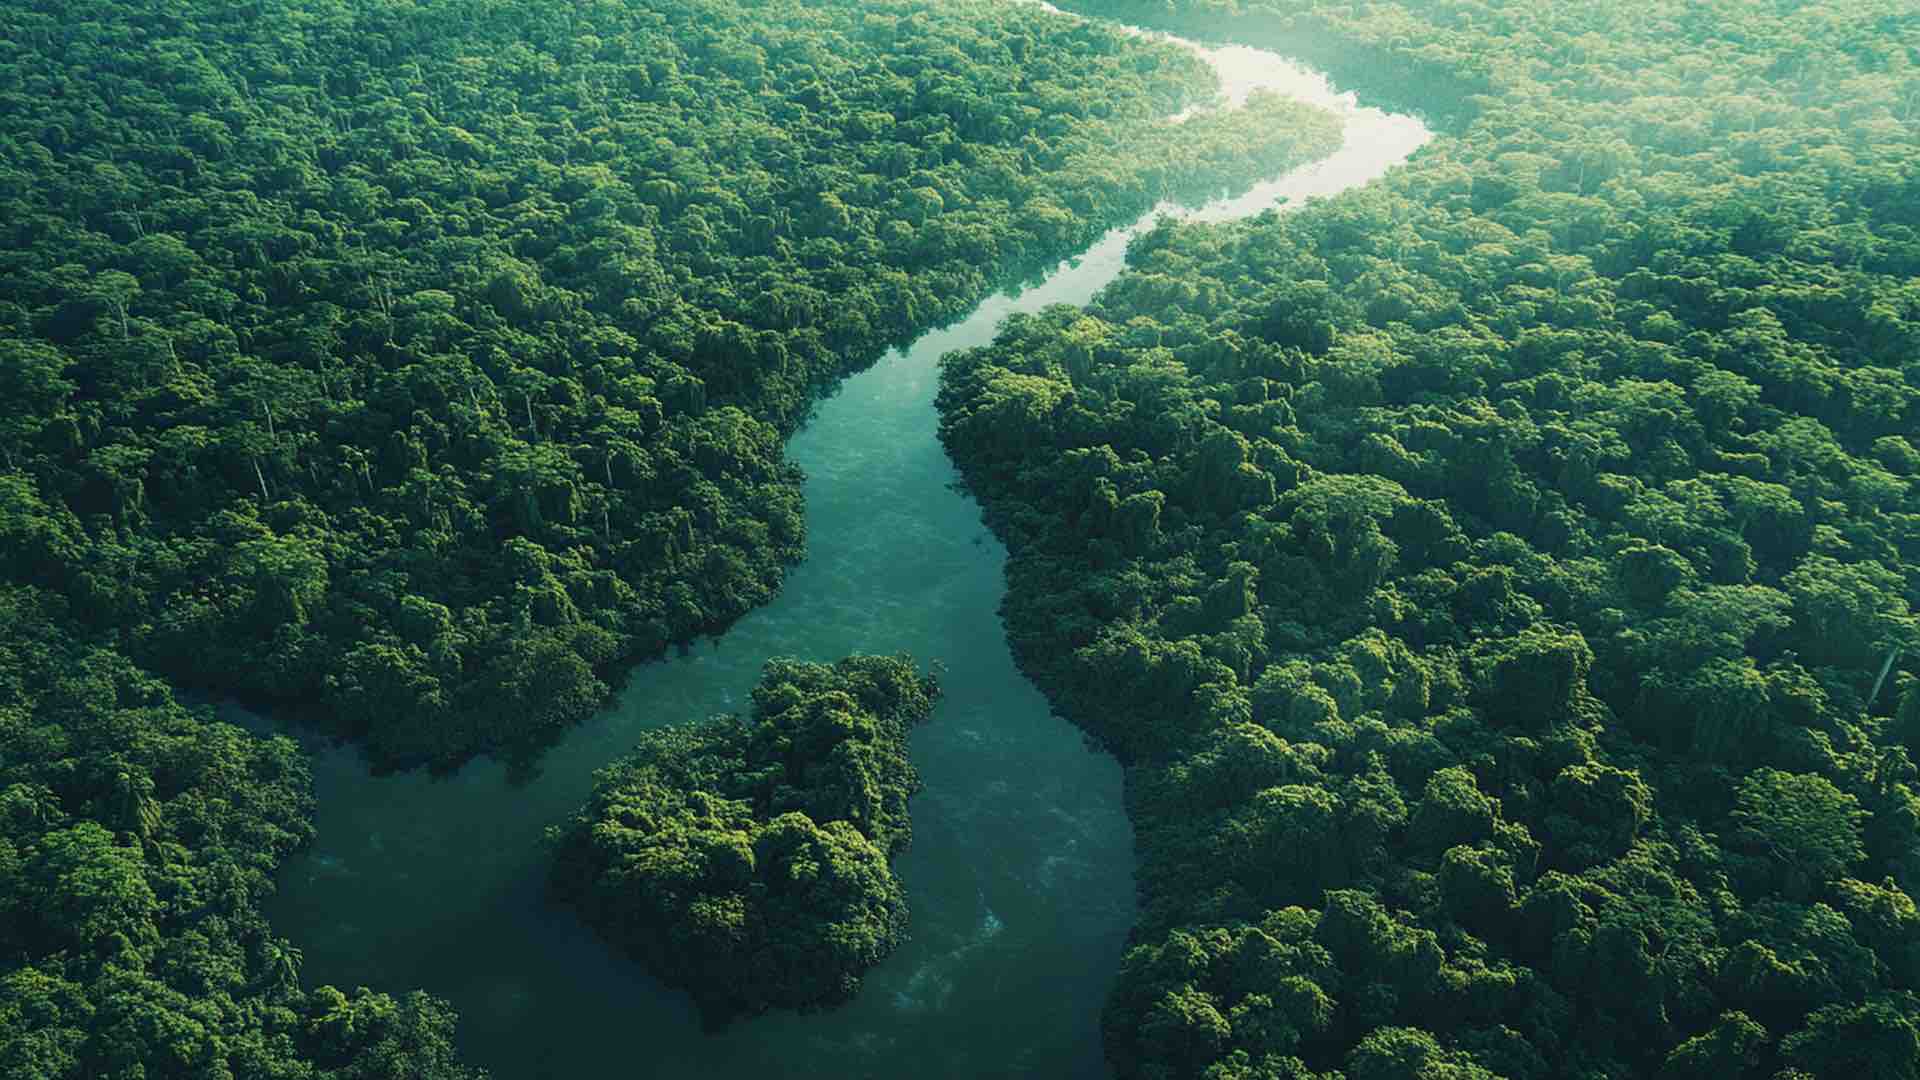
(252, 11), (1431, 1078)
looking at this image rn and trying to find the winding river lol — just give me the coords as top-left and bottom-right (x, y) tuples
(253, 12), (1430, 1078)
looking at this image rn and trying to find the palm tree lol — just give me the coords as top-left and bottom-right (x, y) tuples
(112, 768), (163, 844)
(263, 940), (305, 993)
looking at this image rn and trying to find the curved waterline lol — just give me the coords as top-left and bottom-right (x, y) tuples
(255, 13), (1430, 1078)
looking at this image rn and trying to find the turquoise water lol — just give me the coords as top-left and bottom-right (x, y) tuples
(255, 14), (1429, 1079)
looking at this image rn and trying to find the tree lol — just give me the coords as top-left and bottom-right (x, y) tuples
(1731, 770), (1866, 899)
(1782, 556), (1917, 671)
(1346, 1026), (1498, 1080)
(1659, 1011), (1769, 1080)
(24, 822), (157, 956)
(230, 535), (328, 633)
(0, 341), (73, 465)
(1409, 767), (1499, 856)
(1780, 999), (1920, 1080)
(88, 271), (141, 339)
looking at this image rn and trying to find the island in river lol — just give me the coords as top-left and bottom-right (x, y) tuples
(547, 655), (940, 1026)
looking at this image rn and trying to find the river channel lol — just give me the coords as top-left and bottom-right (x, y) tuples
(252, 11), (1431, 1078)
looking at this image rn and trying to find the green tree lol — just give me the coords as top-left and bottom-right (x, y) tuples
(1731, 770), (1866, 899)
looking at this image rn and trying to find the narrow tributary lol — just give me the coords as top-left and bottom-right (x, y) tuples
(255, 13), (1430, 1078)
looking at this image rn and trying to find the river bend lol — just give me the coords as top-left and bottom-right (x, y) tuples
(254, 12), (1431, 1077)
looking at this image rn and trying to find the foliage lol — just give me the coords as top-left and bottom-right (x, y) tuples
(547, 655), (940, 1024)
(0, 585), (484, 1080)
(0, 0), (1347, 1071)
(940, 0), (1920, 1074)
(0, 0), (1342, 771)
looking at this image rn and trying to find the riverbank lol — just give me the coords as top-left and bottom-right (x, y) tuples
(939, 1), (1920, 1076)
(258, 14), (1421, 1076)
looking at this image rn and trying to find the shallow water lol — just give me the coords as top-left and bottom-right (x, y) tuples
(254, 13), (1429, 1079)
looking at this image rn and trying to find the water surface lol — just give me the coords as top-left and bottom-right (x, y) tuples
(257, 14), (1430, 1078)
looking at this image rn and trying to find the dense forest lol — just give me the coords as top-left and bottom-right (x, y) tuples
(10, 0), (1920, 1072)
(940, 0), (1920, 1077)
(0, 587), (483, 1079)
(548, 655), (939, 1026)
(0, 0), (1348, 1073)
(0, 0), (1341, 772)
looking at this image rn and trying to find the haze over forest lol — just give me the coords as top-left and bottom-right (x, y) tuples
(2, 0), (1917, 1077)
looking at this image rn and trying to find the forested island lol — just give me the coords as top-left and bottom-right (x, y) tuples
(548, 655), (939, 1025)
(940, 0), (1920, 1077)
